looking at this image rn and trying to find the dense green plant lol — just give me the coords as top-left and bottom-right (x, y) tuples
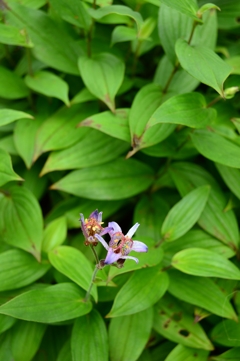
(0, 0), (240, 360)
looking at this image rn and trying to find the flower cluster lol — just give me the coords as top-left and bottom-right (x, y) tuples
(80, 210), (148, 267)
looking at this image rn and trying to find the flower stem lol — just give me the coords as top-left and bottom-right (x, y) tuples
(90, 244), (99, 264)
(84, 265), (99, 302)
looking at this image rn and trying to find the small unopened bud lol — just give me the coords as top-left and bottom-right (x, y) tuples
(224, 86), (239, 99)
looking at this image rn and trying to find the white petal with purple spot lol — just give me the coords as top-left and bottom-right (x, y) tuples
(126, 223), (140, 238)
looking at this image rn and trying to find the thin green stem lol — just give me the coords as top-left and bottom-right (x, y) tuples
(26, 48), (33, 76)
(86, 0), (97, 57)
(84, 265), (99, 302)
(90, 244), (99, 264)
(188, 20), (198, 45)
(206, 96), (222, 108)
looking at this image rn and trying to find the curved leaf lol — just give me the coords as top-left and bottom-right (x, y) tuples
(0, 109), (33, 127)
(0, 149), (23, 186)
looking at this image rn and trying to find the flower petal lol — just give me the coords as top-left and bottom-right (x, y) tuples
(79, 213), (88, 239)
(89, 209), (99, 220)
(132, 241), (148, 253)
(97, 211), (103, 223)
(126, 223), (140, 238)
(95, 234), (109, 250)
(104, 248), (122, 264)
(100, 226), (114, 236)
(108, 221), (122, 235)
(121, 255), (139, 263)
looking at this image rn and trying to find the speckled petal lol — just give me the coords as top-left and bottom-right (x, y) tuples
(79, 213), (88, 239)
(100, 226), (114, 236)
(121, 255), (139, 263)
(95, 234), (109, 251)
(126, 223), (140, 238)
(104, 248), (122, 264)
(108, 221), (122, 236)
(132, 241), (148, 253)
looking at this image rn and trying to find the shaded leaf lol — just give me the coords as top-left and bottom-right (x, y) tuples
(172, 248), (240, 279)
(0, 283), (92, 323)
(211, 347), (240, 361)
(111, 26), (137, 46)
(0, 315), (16, 335)
(0, 149), (23, 186)
(42, 217), (67, 253)
(215, 163), (240, 200)
(165, 344), (209, 361)
(0, 109), (33, 127)
(211, 319), (240, 347)
(0, 65), (29, 99)
(160, 0), (198, 20)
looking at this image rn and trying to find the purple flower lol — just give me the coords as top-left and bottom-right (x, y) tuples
(79, 210), (112, 246)
(95, 221), (148, 266)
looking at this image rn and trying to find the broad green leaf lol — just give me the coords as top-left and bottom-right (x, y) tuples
(158, 5), (217, 64)
(49, 0), (91, 30)
(71, 88), (96, 105)
(165, 344), (209, 361)
(160, 0), (198, 20)
(0, 149), (23, 186)
(168, 269), (238, 320)
(111, 26), (137, 46)
(211, 319), (240, 347)
(51, 158), (154, 200)
(48, 246), (97, 301)
(0, 249), (50, 291)
(0, 186), (43, 261)
(0, 331), (12, 361)
(216, 163), (240, 200)
(191, 129), (240, 168)
(176, 39), (232, 96)
(5, 1), (82, 74)
(33, 103), (96, 161)
(14, 117), (43, 168)
(57, 340), (71, 361)
(0, 315), (16, 335)
(211, 347), (240, 361)
(161, 185), (210, 241)
(0, 109), (33, 127)
(172, 248), (240, 279)
(154, 55), (199, 94)
(42, 217), (67, 253)
(11, 320), (46, 361)
(215, 0), (240, 29)
(40, 130), (129, 175)
(88, 5), (143, 31)
(109, 308), (153, 361)
(71, 310), (108, 361)
(169, 162), (239, 247)
(78, 53), (125, 112)
(107, 266), (168, 317)
(0, 23), (33, 47)
(134, 194), (169, 242)
(12, 0), (47, 8)
(154, 294), (213, 350)
(79, 109), (130, 142)
(0, 65), (29, 99)
(25, 71), (70, 106)
(198, 3), (220, 15)
(0, 283), (92, 323)
(108, 238), (164, 281)
(148, 93), (216, 129)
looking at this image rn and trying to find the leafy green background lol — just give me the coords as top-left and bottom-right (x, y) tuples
(0, 0), (240, 360)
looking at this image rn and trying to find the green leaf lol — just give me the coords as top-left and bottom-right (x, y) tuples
(0, 315), (16, 335)
(109, 308), (153, 361)
(111, 26), (137, 46)
(168, 269), (238, 320)
(161, 185), (210, 241)
(211, 319), (240, 347)
(0, 283), (92, 323)
(165, 344), (209, 361)
(42, 217), (67, 253)
(169, 162), (239, 248)
(197, 3), (220, 16)
(172, 248), (240, 279)
(0, 149), (23, 186)
(40, 130), (129, 175)
(0, 109), (33, 127)
(48, 246), (97, 302)
(0, 331), (12, 361)
(79, 109), (130, 143)
(51, 158), (154, 200)
(160, 0), (198, 20)
(148, 93), (216, 129)
(78, 53), (125, 112)
(49, 0), (91, 30)
(88, 5), (143, 31)
(134, 194), (169, 242)
(154, 294), (213, 350)
(107, 266), (168, 317)
(191, 129), (240, 168)
(0, 249), (50, 291)
(0, 186), (43, 261)
(226, 56), (240, 74)
(33, 103), (96, 161)
(5, 1), (82, 74)
(71, 310), (108, 361)
(25, 71), (70, 106)
(0, 23), (33, 47)
(57, 340), (71, 361)
(211, 347), (240, 361)
(175, 39), (232, 96)
(216, 163), (240, 200)
(0, 65), (29, 99)
(215, 0), (240, 29)
(12, 0), (47, 8)
(11, 320), (46, 361)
